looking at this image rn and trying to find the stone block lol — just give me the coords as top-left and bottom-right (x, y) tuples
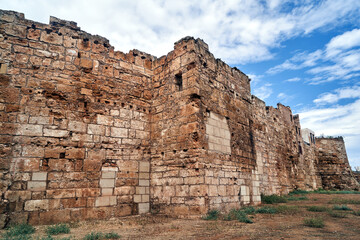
(88, 124), (105, 135)
(97, 115), (113, 126)
(136, 187), (146, 195)
(102, 171), (116, 179)
(24, 199), (49, 211)
(101, 188), (113, 196)
(139, 172), (150, 179)
(32, 172), (47, 181)
(138, 203), (150, 214)
(65, 148), (85, 159)
(100, 179), (115, 188)
(68, 121), (87, 133)
(4, 190), (31, 202)
(80, 58), (93, 69)
(134, 195), (141, 203)
(139, 161), (150, 172)
(16, 124), (43, 136)
(27, 181), (46, 191)
(40, 32), (63, 45)
(43, 129), (69, 138)
(142, 195), (149, 202)
(46, 189), (76, 199)
(22, 145), (44, 157)
(139, 180), (150, 186)
(95, 196), (116, 207)
(114, 186), (135, 195)
(110, 127), (128, 138)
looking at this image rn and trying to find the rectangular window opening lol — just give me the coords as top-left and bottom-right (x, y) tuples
(175, 73), (183, 91)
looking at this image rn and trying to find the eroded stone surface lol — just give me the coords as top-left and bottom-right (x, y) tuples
(0, 9), (358, 227)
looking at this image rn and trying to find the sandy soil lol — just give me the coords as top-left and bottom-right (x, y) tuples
(2, 193), (360, 239)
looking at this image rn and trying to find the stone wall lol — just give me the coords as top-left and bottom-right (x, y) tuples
(0, 10), (153, 227)
(251, 97), (321, 195)
(0, 10), (358, 227)
(316, 137), (359, 190)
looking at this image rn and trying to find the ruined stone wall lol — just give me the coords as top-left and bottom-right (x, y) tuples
(149, 37), (261, 216)
(0, 10), (153, 227)
(251, 97), (321, 195)
(150, 37), (208, 215)
(0, 9), (358, 227)
(353, 172), (360, 184)
(316, 137), (359, 190)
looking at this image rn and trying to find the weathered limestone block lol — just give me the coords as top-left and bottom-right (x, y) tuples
(24, 200), (49, 211)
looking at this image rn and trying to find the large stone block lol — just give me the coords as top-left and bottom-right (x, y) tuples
(95, 196), (117, 207)
(24, 199), (49, 211)
(100, 179), (115, 188)
(27, 181), (46, 191)
(110, 127), (128, 138)
(16, 124), (43, 136)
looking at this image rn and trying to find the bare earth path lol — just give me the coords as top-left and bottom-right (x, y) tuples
(2, 193), (360, 239)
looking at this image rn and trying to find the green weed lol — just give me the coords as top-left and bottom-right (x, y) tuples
(303, 217), (325, 228)
(287, 195), (308, 201)
(241, 206), (256, 214)
(46, 224), (70, 235)
(255, 206), (277, 214)
(307, 206), (328, 212)
(3, 223), (35, 240)
(104, 232), (121, 239)
(261, 194), (288, 204)
(333, 205), (352, 211)
(352, 210), (360, 216)
(203, 210), (220, 220)
(83, 232), (103, 240)
(288, 190), (309, 195)
(328, 211), (348, 218)
(225, 209), (253, 223)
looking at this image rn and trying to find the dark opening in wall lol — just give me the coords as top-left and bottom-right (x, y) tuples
(298, 142), (302, 155)
(175, 73), (183, 91)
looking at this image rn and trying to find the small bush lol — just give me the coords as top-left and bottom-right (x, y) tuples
(225, 209), (253, 223)
(352, 210), (360, 216)
(333, 205), (352, 211)
(83, 232), (103, 240)
(307, 206), (328, 212)
(303, 217), (325, 228)
(261, 194), (288, 204)
(328, 211), (348, 218)
(289, 190), (309, 195)
(104, 232), (121, 239)
(329, 198), (360, 204)
(203, 209), (220, 220)
(241, 206), (256, 214)
(46, 224), (70, 235)
(3, 223), (35, 239)
(256, 206), (277, 214)
(287, 196), (308, 201)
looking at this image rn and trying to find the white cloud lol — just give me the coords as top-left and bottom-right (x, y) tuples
(267, 49), (323, 74)
(285, 77), (301, 82)
(326, 28), (360, 57)
(253, 83), (273, 100)
(314, 85), (360, 105)
(267, 28), (360, 84)
(2, 0), (360, 64)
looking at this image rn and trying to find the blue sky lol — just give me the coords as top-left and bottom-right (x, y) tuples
(2, 0), (360, 168)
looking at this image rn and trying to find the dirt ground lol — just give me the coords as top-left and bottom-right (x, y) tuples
(2, 193), (360, 239)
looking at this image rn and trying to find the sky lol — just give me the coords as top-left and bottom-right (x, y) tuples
(1, 0), (360, 168)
